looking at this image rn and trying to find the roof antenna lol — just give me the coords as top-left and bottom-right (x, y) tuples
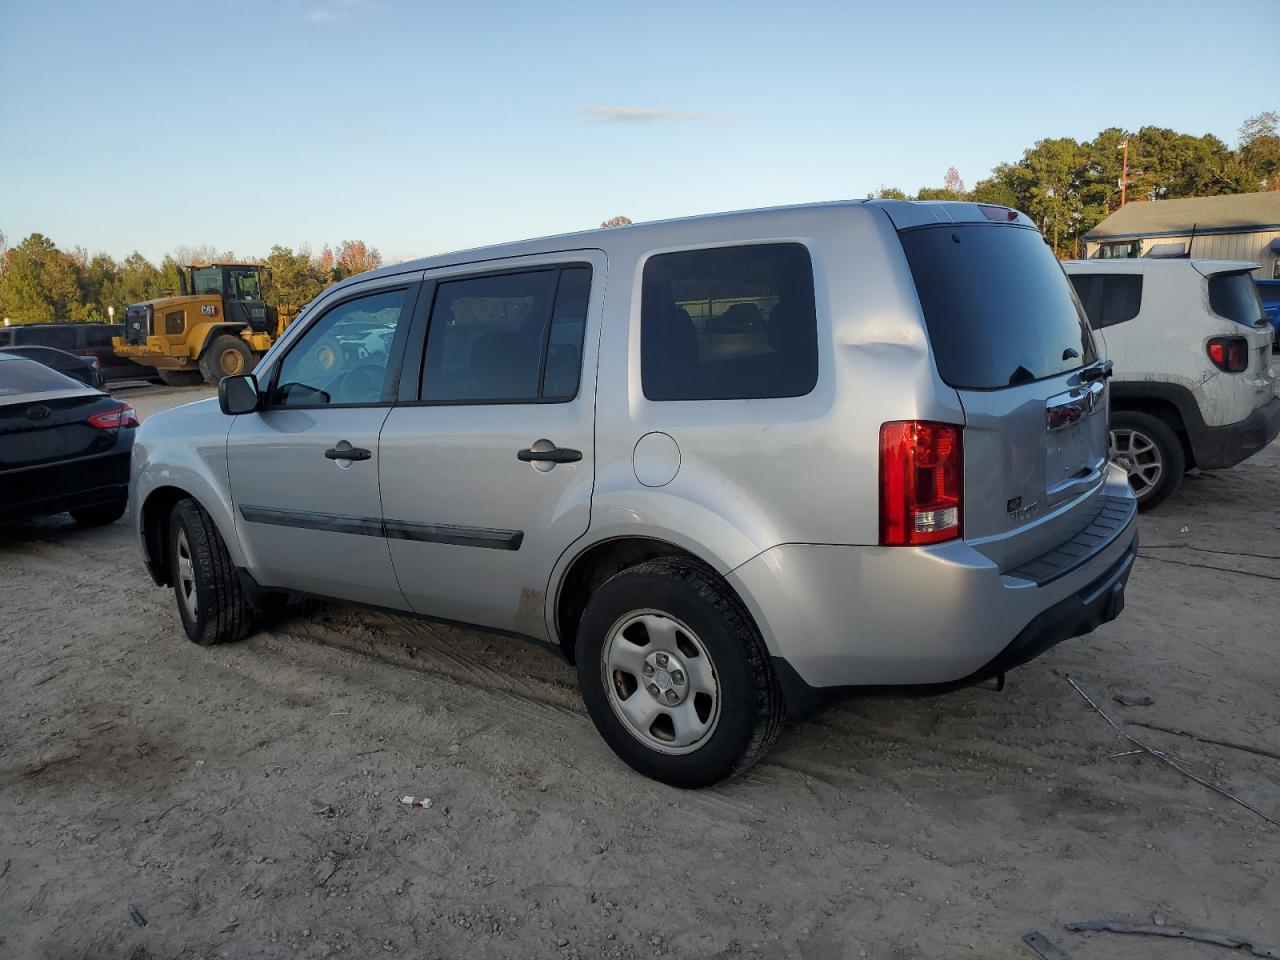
(1185, 222), (1197, 259)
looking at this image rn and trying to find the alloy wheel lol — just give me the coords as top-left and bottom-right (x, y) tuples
(1109, 427), (1163, 500)
(176, 528), (199, 622)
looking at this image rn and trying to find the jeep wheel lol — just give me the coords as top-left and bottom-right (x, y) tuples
(169, 499), (255, 645)
(157, 369), (204, 387)
(1110, 410), (1185, 510)
(199, 335), (254, 384)
(576, 557), (785, 787)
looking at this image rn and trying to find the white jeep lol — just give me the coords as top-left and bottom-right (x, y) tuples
(1065, 258), (1279, 509)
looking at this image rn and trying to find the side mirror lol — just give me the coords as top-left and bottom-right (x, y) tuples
(218, 374), (261, 415)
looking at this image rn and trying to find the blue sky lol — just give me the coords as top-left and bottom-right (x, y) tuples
(1, 0), (1274, 263)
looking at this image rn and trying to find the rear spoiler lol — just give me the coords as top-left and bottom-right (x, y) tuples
(866, 199), (1036, 231)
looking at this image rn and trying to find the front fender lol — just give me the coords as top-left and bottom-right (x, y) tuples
(132, 398), (241, 581)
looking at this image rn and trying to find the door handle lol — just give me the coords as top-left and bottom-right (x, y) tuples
(517, 446), (582, 464)
(325, 443), (372, 462)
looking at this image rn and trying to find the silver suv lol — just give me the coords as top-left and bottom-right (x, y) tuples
(132, 201), (1138, 786)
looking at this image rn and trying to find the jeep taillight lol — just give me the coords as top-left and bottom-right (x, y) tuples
(1206, 336), (1249, 373)
(87, 403), (139, 430)
(879, 421), (963, 546)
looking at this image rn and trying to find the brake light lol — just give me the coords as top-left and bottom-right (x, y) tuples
(87, 403), (140, 429)
(1206, 336), (1249, 373)
(978, 204), (1020, 222)
(879, 421), (963, 546)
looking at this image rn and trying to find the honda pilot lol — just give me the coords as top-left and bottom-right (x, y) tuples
(130, 201), (1138, 787)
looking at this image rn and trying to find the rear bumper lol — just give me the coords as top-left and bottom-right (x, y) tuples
(1187, 396), (1280, 470)
(728, 479), (1138, 717)
(0, 449), (131, 523)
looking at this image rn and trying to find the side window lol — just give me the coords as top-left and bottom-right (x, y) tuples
(271, 287), (408, 407)
(83, 326), (115, 348)
(1099, 275), (1142, 328)
(419, 265), (591, 403)
(1068, 275), (1100, 329)
(641, 243), (817, 401)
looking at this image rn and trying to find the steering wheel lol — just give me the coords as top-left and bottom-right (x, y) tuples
(331, 363), (384, 403)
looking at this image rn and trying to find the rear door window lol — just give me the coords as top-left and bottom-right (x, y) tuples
(900, 225), (1095, 389)
(419, 265), (590, 404)
(640, 243), (817, 401)
(1208, 271), (1265, 326)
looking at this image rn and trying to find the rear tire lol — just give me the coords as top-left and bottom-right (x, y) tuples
(576, 557), (785, 788)
(70, 499), (128, 528)
(157, 369), (204, 387)
(199, 335), (254, 385)
(169, 499), (255, 646)
(1110, 410), (1184, 511)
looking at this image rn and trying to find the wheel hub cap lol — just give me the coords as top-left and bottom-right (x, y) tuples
(602, 611), (719, 755)
(642, 650), (689, 706)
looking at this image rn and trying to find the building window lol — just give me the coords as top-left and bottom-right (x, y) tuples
(1096, 241), (1138, 259)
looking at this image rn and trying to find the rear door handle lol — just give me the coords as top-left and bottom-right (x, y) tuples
(325, 443), (372, 462)
(517, 446), (582, 464)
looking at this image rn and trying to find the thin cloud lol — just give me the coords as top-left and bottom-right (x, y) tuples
(580, 106), (731, 124)
(305, 0), (379, 23)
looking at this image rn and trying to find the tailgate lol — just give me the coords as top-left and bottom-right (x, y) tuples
(897, 216), (1111, 571)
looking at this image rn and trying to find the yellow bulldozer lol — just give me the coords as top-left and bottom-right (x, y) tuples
(113, 262), (299, 386)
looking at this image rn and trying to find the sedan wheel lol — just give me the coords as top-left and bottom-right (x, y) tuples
(176, 527), (199, 622)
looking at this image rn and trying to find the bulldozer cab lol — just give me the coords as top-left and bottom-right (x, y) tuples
(181, 263), (272, 333)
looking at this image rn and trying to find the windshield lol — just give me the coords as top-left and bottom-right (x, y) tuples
(899, 224), (1096, 390)
(1207, 271), (1264, 326)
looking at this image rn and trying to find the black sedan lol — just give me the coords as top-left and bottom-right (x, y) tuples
(0, 344), (105, 388)
(0, 353), (137, 526)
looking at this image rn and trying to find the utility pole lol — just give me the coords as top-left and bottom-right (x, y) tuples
(1119, 139), (1129, 207)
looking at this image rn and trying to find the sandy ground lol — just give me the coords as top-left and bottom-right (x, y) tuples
(1, 385), (1277, 960)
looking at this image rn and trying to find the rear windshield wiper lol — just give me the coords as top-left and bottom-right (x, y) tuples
(1080, 360), (1113, 382)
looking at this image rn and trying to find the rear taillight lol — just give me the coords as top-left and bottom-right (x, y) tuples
(879, 421), (963, 546)
(87, 403), (140, 430)
(1206, 336), (1249, 373)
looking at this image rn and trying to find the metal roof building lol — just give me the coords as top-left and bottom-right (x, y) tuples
(1082, 191), (1280, 278)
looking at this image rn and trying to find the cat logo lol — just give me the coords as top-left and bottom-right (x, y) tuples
(200, 304), (219, 317)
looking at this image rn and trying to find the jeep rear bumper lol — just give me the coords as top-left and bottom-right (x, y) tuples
(1188, 396), (1280, 470)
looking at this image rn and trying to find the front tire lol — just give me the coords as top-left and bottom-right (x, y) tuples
(199, 335), (254, 384)
(576, 557), (785, 787)
(70, 499), (128, 528)
(1110, 410), (1185, 510)
(169, 499), (255, 646)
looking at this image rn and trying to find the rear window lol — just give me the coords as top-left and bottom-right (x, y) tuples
(1208, 271), (1264, 326)
(900, 224), (1095, 390)
(0, 356), (82, 396)
(641, 243), (817, 401)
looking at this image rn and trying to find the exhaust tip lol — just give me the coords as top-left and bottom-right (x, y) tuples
(977, 673), (1005, 692)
